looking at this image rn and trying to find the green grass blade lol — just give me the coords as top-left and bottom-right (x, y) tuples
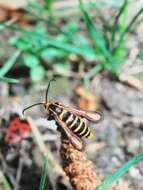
(45, 37), (97, 58)
(111, 0), (128, 43)
(78, 0), (113, 63)
(94, 152), (143, 190)
(0, 76), (19, 83)
(27, 30), (98, 58)
(0, 23), (97, 59)
(29, 32), (98, 58)
(43, 0), (53, 10)
(39, 156), (48, 190)
(0, 51), (21, 77)
(0, 171), (11, 190)
(116, 7), (143, 52)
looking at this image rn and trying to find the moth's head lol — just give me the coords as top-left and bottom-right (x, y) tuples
(43, 102), (50, 110)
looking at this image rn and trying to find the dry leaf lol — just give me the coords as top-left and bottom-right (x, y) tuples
(74, 86), (97, 110)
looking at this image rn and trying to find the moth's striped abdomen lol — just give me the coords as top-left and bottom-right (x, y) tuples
(48, 102), (93, 139)
(59, 109), (93, 139)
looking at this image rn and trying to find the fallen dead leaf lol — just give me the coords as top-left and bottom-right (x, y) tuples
(74, 86), (97, 110)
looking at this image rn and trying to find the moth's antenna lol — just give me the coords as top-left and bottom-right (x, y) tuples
(22, 79), (56, 115)
(45, 78), (56, 103)
(22, 103), (43, 115)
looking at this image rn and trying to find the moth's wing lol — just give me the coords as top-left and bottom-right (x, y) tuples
(55, 115), (83, 151)
(62, 106), (102, 123)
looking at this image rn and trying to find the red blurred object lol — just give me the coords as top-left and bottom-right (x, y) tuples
(5, 114), (30, 145)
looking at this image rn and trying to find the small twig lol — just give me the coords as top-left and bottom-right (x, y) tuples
(27, 117), (65, 178)
(122, 65), (143, 76)
(0, 153), (17, 187)
(119, 74), (143, 91)
(13, 158), (24, 190)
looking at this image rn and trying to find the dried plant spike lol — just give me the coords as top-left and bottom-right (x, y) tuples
(60, 138), (101, 190)
(60, 138), (129, 190)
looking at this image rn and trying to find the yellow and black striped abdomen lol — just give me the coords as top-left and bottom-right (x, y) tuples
(59, 110), (93, 139)
(48, 103), (93, 139)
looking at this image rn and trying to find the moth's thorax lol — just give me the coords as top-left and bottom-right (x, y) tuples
(45, 102), (63, 115)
